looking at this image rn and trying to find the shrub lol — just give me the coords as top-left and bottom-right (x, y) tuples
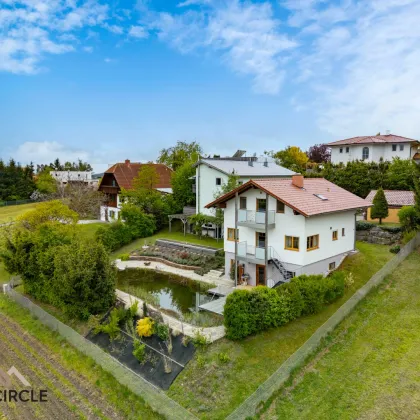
(128, 301), (139, 319)
(380, 225), (402, 233)
(120, 204), (156, 238)
(218, 352), (230, 363)
(402, 230), (417, 245)
(344, 272), (355, 289)
(154, 322), (169, 341)
(390, 245), (401, 254)
(398, 206), (418, 232)
(96, 221), (134, 252)
(356, 221), (375, 231)
(98, 309), (121, 341)
(215, 249), (225, 258)
(136, 317), (154, 337)
(133, 339), (146, 363)
(191, 330), (209, 348)
(119, 253), (130, 261)
(224, 272), (346, 340)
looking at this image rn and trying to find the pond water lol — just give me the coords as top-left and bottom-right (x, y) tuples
(116, 269), (214, 317)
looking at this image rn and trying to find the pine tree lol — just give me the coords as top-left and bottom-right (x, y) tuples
(370, 188), (389, 224)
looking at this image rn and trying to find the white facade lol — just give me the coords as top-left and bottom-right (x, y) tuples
(330, 142), (416, 164)
(50, 171), (97, 186)
(222, 188), (356, 286)
(100, 194), (124, 221)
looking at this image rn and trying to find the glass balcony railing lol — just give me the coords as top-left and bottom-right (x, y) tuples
(237, 242), (266, 260)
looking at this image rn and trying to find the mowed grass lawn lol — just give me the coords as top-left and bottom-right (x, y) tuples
(0, 202), (39, 224)
(167, 242), (393, 419)
(259, 250), (420, 420)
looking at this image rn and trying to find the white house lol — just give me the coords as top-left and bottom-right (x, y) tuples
(98, 160), (173, 221)
(50, 171), (97, 186)
(327, 134), (420, 164)
(206, 175), (370, 287)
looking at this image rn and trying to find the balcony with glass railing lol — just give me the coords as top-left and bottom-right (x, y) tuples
(237, 241), (267, 263)
(237, 209), (275, 229)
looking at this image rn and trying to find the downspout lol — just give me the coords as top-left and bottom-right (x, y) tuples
(354, 211), (357, 251)
(234, 191), (238, 288)
(265, 193), (268, 285)
(197, 162), (200, 214)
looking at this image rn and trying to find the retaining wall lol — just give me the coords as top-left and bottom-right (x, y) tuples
(155, 239), (219, 256)
(356, 226), (402, 245)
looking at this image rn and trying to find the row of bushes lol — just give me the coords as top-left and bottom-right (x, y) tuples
(96, 204), (156, 251)
(224, 272), (346, 340)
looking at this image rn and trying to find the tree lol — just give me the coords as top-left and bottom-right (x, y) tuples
(171, 161), (196, 209)
(35, 168), (57, 194)
(307, 144), (331, 163)
(370, 188), (389, 224)
(398, 206), (418, 231)
(133, 164), (160, 190)
(384, 158), (416, 190)
(17, 200), (78, 230)
(120, 203), (156, 238)
(219, 173), (240, 196)
(157, 141), (202, 171)
(271, 146), (308, 172)
(48, 158), (92, 171)
(0, 159), (36, 200)
(61, 183), (105, 219)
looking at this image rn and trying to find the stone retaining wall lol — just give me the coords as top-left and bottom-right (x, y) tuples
(128, 256), (200, 271)
(356, 226), (401, 245)
(155, 239), (219, 256)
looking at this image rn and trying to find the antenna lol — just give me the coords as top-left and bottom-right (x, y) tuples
(386, 130), (391, 135)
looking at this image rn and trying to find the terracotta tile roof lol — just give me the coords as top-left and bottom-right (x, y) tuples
(206, 177), (370, 217)
(102, 161), (172, 190)
(326, 134), (419, 146)
(365, 190), (415, 207)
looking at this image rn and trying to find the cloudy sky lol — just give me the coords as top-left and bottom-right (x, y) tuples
(1, 0), (420, 172)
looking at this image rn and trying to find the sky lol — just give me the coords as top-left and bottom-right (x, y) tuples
(1, 0), (420, 173)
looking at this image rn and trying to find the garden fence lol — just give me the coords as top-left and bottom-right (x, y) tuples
(0, 199), (33, 207)
(3, 286), (196, 420)
(227, 232), (420, 420)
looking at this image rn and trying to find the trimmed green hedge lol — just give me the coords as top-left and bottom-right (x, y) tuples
(356, 221), (375, 231)
(224, 272), (346, 340)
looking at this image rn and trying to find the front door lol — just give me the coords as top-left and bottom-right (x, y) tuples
(256, 264), (266, 286)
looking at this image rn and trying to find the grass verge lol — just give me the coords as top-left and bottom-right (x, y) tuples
(167, 241), (393, 419)
(0, 202), (40, 224)
(257, 250), (420, 420)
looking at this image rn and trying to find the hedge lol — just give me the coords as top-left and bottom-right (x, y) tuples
(224, 272), (346, 340)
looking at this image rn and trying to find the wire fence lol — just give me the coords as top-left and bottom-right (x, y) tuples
(227, 232), (420, 420)
(3, 286), (196, 420)
(0, 199), (34, 207)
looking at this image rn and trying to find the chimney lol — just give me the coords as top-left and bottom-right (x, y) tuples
(292, 175), (304, 188)
(125, 159), (130, 166)
(263, 158), (268, 167)
(248, 160), (253, 167)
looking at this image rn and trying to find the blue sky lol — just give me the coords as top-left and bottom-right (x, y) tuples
(1, 0), (420, 172)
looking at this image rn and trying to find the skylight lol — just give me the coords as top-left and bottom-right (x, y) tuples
(314, 194), (328, 201)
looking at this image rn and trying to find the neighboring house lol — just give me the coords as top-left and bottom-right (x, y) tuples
(192, 156), (296, 238)
(326, 134), (420, 164)
(98, 160), (173, 221)
(50, 171), (97, 186)
(206, 175), (369, 287)
(366, 190), (415, 223)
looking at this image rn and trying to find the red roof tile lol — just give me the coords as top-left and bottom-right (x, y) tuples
(326, 134), (419, 146)
(206, 178), (370, 217)
(101, 162), (172, 190)
(365, 190), (415, 206)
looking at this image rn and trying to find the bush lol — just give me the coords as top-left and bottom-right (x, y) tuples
(356, 221), (375, 231)
(218, 352), (230, 363)
(398, 206), (418, 232)
(119, 253), (130, 261)
(133, 339), (146, 363)
(402, 230), (417, 245)
(224, 272), (346, 340)
(120, 204), (156, 238)
(191, 330), (209, 348)
(97, 309), (120, 341)
(154, 322), (169, 341)
(136, 317), (154, 337)
(96, 221), (134, 252)
(380, 225), (402, 233)
(390, 245), (401, 254)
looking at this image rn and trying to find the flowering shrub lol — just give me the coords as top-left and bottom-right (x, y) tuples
(136, 317), (154, 337)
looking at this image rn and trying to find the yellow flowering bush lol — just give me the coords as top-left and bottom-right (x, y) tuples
(136, 317), (154, 337)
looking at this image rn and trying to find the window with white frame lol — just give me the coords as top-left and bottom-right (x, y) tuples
(362, 147), (369, 160)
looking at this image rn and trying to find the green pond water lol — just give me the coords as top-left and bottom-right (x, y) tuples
(116, 269), (214, 316)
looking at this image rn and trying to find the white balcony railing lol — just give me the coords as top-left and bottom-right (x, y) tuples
(238, 210), (275, 225)
(237, 241), (266, 260)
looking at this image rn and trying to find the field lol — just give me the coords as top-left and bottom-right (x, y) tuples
(258, 251), (420, 420)
(0, 295), (162, 420)
(0, 202), (39, 224)
(167, 242), (393, 419)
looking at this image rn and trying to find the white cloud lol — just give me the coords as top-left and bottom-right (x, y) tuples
(83, 46), (93, 53)
(150, 0), (297, 94)
(282, 0), (420, 137)
(128, 25), (149, 39)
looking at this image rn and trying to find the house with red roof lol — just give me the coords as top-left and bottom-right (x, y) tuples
(326, 133), (420, 164)
(206, 175), (370, 287)
(98, 159), (173, 221)
(365, 190), (415, 224)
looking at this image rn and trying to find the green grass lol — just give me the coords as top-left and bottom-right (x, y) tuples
(76, 222), (104, 240)
(259, 250), (420, 420)
(0, 202), (39, 224)
(110, 225), (223, 259)
(0, 294), (162, 419)
(167, 242), (393, 419)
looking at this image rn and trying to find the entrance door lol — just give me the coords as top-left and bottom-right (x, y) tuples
(256, 264), (266, 286)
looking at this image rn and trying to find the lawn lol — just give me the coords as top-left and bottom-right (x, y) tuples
(0, 202), (39, 224)
(258, 251), (420, 420)
(167, 242), (394, 419)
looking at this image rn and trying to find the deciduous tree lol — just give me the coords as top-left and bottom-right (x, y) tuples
(270, 146), (308, 172)
(157, 141), (202, 171)
(307, 144), (331, 163)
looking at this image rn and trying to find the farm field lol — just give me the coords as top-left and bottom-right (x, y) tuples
(0, 295), (162, 420)
(168, 242), (393, 419)
(0, 202), (39, 224)
(258, 251), (420, 420)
